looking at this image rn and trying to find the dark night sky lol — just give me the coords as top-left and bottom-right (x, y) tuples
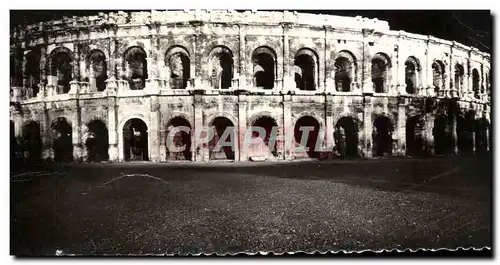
(10, 10), (492, 52)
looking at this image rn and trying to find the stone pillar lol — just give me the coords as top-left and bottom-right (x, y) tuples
(282, 23), (293, 91)
(238, 95), (248, 161)
(324, 26), (334, 93)
(69, 42), (81, 95)
(424, 113), (435, 156)
(362, 96), (373, 158)
(425, 43), (434, 96)
(448, 48), (455, 98)
(193, 95), (205, 161)
(283, 95), (293, 160)
(71, 103), (83, 162)
(450, 107), (458, 155)
(238, 24), (247, 88)
(159, 128), (167, 162)
(41, 106), (53, 160)
(107, 96), (119, 161)
(149, 96), (160, 162)
(325, 96), (334, 156)
(39, 45), (48, 98)
(362, 30), (373, 94)
(396, 98), (407, 156)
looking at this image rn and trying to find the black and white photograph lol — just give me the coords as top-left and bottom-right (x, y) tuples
(8, 6), (493, 257)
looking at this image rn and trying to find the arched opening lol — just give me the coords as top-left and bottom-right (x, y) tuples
(50, 50), (73, 94)
(454, 64), (464, 95)
(371, 53), (391, 93)
(406, 116), (424, 156)
(166, 47), (190, 90)
(335, 117), (359, 157)
(252, 47), (276, 89)
(87, 50), (108, 92)
(334, 55), (354, 92)
(251, 116), (278, 157)
(472, 68), (480, 99)
(294, 116), (320, 159)
(433, 115), (452, 155)
(209, 117), (235, 160)
(123, 118), (148, 161)
(456, 114), (474, 155)
(373, 116), (393, 157)
(22, 121), (42, 163)
(474, 118), (488, 153)
(124, 46), (148, 90)
(294, 49), (317, 91)
(51, 117), (73, 162)
(86, 120), (109, 162)
(432, 61), (445, 95)
(166, 117), (192, 161)
(26, 51), (41, 98)
(405, 57), (420, 94)
(209, 46), (234, 89)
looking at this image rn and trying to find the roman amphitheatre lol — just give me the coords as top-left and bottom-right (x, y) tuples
(9, 10), (491, 163)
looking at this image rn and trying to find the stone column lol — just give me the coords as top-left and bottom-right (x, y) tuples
(448, 48), (455, 98)
(159, 128), (167, 162)
(71, 103), (83, 162)
(423, 112), (435, 156)
(39, 45), (48, 98)
(325, 95), (334, 157)
(238, 24), (247, 88)
(362, 29), (373, 94)
(107, 96), (119, 161)
(324, 26), (334, 93)
(238, 95), (248, 161)
(41, 105), (53, 160)
(193, 94), (205, 161)
(362, 96), (373, 158)
(149, 96), (160, 162)
(396, 98), (407, 156)
(69, 41), (80, 95)
(451, 111), (458, 155)
(282, 23), (293, 91)
(425, 42), (434, 96)
(283, 95), (293, 160)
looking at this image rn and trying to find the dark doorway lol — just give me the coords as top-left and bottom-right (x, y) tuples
(253, 52), (275, 89)
(209, 117), (235, 160)
(23, 121), (42, 163)
(52, 118), (73, 162)
(123, 118), (148, 161)
(456, 115), (474, 155)
(86, 120), (109, 162)
(475, 118), (488, 153)
(335, 117), (359, 157)
(433, 115), (452, 155)
(252, 116), (278, 157)
(294, 116), (320, 159)
(373, 116), (393, 157)
(406, 116), (424, 156)
(166, 117), (192, 161)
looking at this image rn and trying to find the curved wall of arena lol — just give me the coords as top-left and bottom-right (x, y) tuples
(9, 10), (492, 163)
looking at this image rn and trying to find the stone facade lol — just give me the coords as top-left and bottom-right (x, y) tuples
(10, 10), (492, 163)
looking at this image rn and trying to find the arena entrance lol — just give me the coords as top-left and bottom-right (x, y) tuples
(23, 121), (42, 163)
(406, 116), (424, 157)
(251, 116), (278, 158)
(456, 115), (474, 155)
(123, 118), (149, 161)
(166, 117), (192, 161)
(294, 116), (320, 159)
(433, 115), (452, 155)
(335, 117), (359, 158)
(209, 117), (236, 161)
(373, 116), (393, 157)
(51, 117), (73, 162)
(474, 118), (489, 154)
(85, 120), (109, 162)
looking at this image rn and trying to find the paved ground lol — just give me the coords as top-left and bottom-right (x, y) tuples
(10, 155), (492, 255)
